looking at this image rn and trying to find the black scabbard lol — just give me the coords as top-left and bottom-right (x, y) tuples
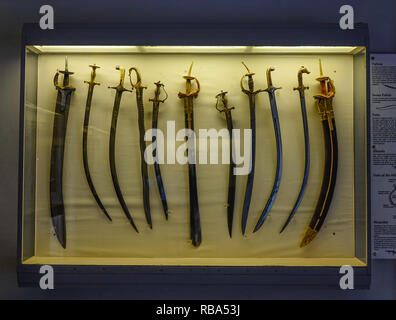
(185, 104), (201, 247)
(309, 117), (338, 231)
(50, 89), (73, 249)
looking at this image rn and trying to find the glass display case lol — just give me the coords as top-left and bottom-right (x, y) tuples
(17, 23), (370, 287)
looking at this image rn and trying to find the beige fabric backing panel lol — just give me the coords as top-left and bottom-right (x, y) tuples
(31, 52), (355, 264)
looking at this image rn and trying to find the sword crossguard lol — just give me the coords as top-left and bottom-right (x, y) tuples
(240, 62), (263, 95)
(178, 62), (200, 98)
(264, 67), (282, 93)
(294, 66), (310, 97)
(108, 66), (133, 93)
(84, 64), (100, 87)
(215, 90), (235, 114)
(149, 81), (168, 104)
(129, 67), (147, 94)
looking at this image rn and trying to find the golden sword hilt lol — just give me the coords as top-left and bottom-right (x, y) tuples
(54, 57), (75, 90)
(314, 60), (336, 121)
(108, 66), (132, 93)
(149, 81), (168, 104)
(84, 64), (100, 87)
(264, 67), (282, 92)
(129, 67), (147, 98)
(294, 66), (310, 98)
(215, 90), (235, 114)
(178, 62), (200, 98)
(240, 62), (263, 96)
(178, 62), (200, 124)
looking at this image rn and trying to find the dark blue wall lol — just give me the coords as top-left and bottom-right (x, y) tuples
(0, 0), (395, 299)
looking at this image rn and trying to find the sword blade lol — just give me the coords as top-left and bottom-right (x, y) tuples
(152, 102), (168, 219)
(109, 91), (138, 232)
(136, 90), (151, 228)
(254, 91), (283, 232)
(241, 95), (256, 235)
(226, 113), (236, 238)
(50, 89), (73, 248)
(184, 97), (201, 247)
(280, 96), (309, 233)
(83, 84), (112, 221)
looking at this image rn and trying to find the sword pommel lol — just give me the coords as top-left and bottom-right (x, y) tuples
(215, 90), (235, 114)
(84, 64), (100, 87)
(108, 66), (132, 93)
(178, 62), (200, 98)
(264, 67), (281, 92)
(149, 81), (168, 104)
(294, 66), (310, 98)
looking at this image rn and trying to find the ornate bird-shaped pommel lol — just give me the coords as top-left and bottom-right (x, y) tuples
(294, 66), (310, 98)
(215, 90), (235, 114)
(109, 66), (132, 93)
(84, 64), (100, 87)
(264, 67), (282, 93)
(178, 62), (200, 99)
(149, 81), (168, 104)
(54, 57), (75, 90)
(129, 67), (147, 98)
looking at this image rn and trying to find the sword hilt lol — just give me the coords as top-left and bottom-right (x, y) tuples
(129, 67), (147, 95)
(314, 60), (336, 119)
(315, 59), (335, 99)
(84, 64), (100, 87)
(215, 90), (235, 114)
(54, 57), (75, 91)
(108, 66), (132, 93)
(294, 66), (310, 98)
(178, 62), (200, 98)
(264, 67), (281, 92)
(149, 81), (168, 104)
(240, 62), (263, 95)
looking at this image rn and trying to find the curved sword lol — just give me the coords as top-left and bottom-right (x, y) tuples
(50, 57), (75, 248)
(149, 81), (169, 219)
(240, 62), (264, 235)
(215, 90), (236, 237)
(129, 67), (151, 228)
(280, 66), (310, 233)
(300, 60), (338, 247)
(109, 66), (138, 232)
(82, 64), (112, 222)
(254, 67), (282, 233)
(178, 62), (202, 247)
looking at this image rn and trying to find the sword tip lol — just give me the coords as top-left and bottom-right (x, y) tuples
(51, 215), (66, 249)
(300, 227), (318, 247)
